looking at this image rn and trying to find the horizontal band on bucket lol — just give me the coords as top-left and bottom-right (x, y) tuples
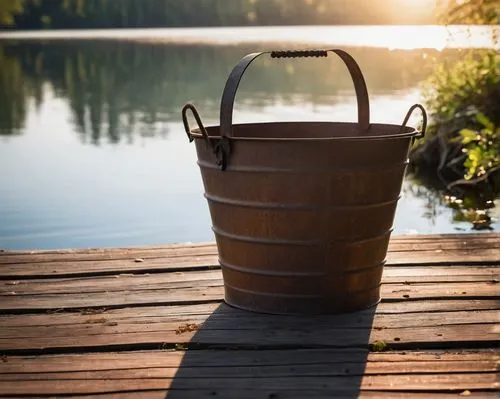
(342, 260), (387, 275)
(224, 296), (381, 315)
(224, 281), (383, 299)
(205, 193), (401, 210)
(194, 122), (419, 140)
(213, 226), (394, 246)
(198, 159), (409, 173)
(219, 259), (328, 277)
(220, 258), (386, 277)
(224, 282), (322, 299)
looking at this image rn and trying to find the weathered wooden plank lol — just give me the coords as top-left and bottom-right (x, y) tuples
(1, 276), (498, 311)
(1, 251), (498, 279)
(0, 270), (221, 295)
(0, 255), (218, 278)
(0, 241), (215, 255)
(0, 310), (497, 340)
(29, 391), (497, 399)
(383, 266), (499, 279)
(0, 285), (219, 311)
(1, 309), (497, 342)
(0, 246), (218, 265)
(2, 267), (498, 296)
(388, 249), (500, 265)
(0, 248), (498, 275)
(2, 300), (498, 329)
(0, 323), (496, 352)
(3, 233), (498, 255)
(0, 247), (500, 279)
(2, 359), (497, 380)
(0, 286), (224, 310)
(0, 373), (497, 395)
(0, 241), (214, 256)
(1, 303), (497, 351)
(1, 263), (498, 284)
(1, 234), (498, 267)
(1, 350), (497, 373)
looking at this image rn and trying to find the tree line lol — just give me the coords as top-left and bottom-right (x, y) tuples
(0, 0), (438, 30)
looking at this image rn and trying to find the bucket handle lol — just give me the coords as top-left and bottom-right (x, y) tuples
(182, 103), (231, 170)
(399, 104), (427, 139)
(220, 49), (371, 139)
(182, 103), (209, 143)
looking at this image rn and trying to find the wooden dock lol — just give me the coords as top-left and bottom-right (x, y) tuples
(0, 233), (499, 398)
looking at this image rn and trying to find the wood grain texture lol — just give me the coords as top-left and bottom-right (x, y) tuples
(2, 266), (499, 293)
(1, 234), (499, 277)
(0, 234), (498, 397)
(2, 350), (497, 372)
(4, 251), (500, 278)
(1, 303), (498, 351)
(1, 278), (498, 310)
(0, 373), (497, 395)
(1, 351), (498, 398)
(2, 299), (499, 327)
(21, 392), (496, 399)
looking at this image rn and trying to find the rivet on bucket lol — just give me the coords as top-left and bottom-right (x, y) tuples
(182, 48), (427, 315)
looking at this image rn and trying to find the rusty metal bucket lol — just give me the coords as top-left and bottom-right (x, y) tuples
(182, 49), (427, 314)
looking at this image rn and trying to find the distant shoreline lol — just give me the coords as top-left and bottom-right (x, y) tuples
(0, 25), (498, 51)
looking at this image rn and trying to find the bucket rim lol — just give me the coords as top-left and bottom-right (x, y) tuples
(190, 121), (421, 141)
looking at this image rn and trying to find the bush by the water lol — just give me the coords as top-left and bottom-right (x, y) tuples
(411, 50), (500, 190)
(409, 0), (499, 229)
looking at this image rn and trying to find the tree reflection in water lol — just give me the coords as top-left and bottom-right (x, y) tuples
(0, 41), (440, 144)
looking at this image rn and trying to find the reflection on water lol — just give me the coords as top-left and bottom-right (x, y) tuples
(0, 31), (498, 249)
(0, 41), (448, 141)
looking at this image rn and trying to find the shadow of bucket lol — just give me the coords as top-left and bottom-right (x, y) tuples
(166, 302), (377, 398)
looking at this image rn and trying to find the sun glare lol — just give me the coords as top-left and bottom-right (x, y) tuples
(401, 0), (431, 5)
(386, 0), (438, 21)
(400, 0), (436, 6)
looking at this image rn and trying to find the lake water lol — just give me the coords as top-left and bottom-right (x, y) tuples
(0, 26), (498, 249)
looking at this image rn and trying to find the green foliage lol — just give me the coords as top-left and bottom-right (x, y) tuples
(0, 47), (27, 133)
(369, 340), (387, 352)
(459, 114), (500, 181)
(40, 14), (50, 27)
(423, 51), (500, 128)
(421, 48), (500, 185)
(417, 0), (500, 190)
(437, 0), (499, 25)
(409, 0), (499, 226)
(0, 0), (24, 25)
(426, 0), (500, 129)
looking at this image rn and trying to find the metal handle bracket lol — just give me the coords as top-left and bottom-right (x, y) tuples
(182, 103), (231, 171)
(182, 103), (208, 143)
(400, 104), (427, 139)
